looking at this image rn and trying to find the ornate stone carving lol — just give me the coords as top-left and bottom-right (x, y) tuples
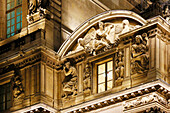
(124, 93), (167, 110)
(83, 62), (91, 94)
(77, 27), (109, 55)
(115, 50), (124, 86)
(28, 0), (49, 15)
(27, 0), (50, 24)
(62, 58), (78, 99)
(12, 66), (24, 98)
(67, 19), (141, 56)
(162, 3), (170, 23)
(143, 106), (167, 113)
(131, 33), (149, 75)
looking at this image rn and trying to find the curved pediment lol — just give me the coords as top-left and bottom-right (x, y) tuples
(58, 10), (147, 57)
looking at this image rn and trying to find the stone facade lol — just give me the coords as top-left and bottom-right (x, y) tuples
(0, 0), (169, 113)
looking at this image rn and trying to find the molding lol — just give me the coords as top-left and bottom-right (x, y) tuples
(90, 0), (110, 11)
(60, 79), (169, 113)
(12, 103), (58, 113)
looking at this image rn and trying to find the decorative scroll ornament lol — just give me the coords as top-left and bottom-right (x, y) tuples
(83, 62), (91, 94)
(12, 66), (24, 98)
(62, 58), (78, 99)
(67, 19), (141, 56)
(115, 50), (124, 86)
(131, 33), (149, 75)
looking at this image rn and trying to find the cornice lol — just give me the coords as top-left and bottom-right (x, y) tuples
(60, 79), (169, 113)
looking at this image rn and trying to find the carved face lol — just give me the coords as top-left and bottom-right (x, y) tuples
(65, 62), (71, 69)
(135, 35), (143, 44)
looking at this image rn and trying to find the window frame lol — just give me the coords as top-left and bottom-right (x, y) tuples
(0, 82), (12, 112)
(6, 0), (22, 38)
(96, 58), (114, 93)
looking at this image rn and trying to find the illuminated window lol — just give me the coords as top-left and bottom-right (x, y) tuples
(97, 61), (113, 93)
(6, 0), (22, 38)
(0, 83), (11, 112)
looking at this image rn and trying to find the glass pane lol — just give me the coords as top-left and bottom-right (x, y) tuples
(7, 35), (10, 38)
(107, 71), (113, 81)
(17, 0), (22, 5)
(7, 3), (10, 10)
(17, 16), (20, 23)
(0, 103), (3, 111)
(98, 73), (105, 84)
(98, 83), (105, 93)
(0, 88), (4, 94)
(7, 27), (10, 34)
(11, 26), (14, 32)
(107, 61), (113, 71)
(17, 23), (20, 30)
(11, 32), (15, 36)
(107, 81), (112, 90)
(11, 1), (15, 9)
(11, 18), (15, 25)
(7, 13), (10, 20)
(7, 21), (10, 27)
(3, 95), (5, 103)
(3, 103), (5, 110)
(7, 93), (11, 101)
(98, 64), (105, 74)
(17, 8), (20, 15)
(11, 11), (15, 18)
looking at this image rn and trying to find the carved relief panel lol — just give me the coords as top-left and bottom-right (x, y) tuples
(83, 62), (91, 94)
(61, 58), (78, 99)
(12, 66), (24, 99)
(67, 19), (141, 56)
(131, 33), (149, 75)
(115, 49), (125, 86)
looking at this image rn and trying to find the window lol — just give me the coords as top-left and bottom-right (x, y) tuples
(97, 61), (113, 93)
(6, 0), (22, 38)
(0, 83), (11, 112)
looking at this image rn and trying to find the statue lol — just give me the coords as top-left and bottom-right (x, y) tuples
(62, 59), (78, 99)
(67, 19), (141, 56)
(115, 50), (124, 86)
(131, 34), (149, 74)
(83, 63), (91, 94)
(12, 66), (24, 98)
(162, 4), (170, 23)
(78, 27), (109, 55)
(28, 0), (37, 15)
(28, 0), (49, 15)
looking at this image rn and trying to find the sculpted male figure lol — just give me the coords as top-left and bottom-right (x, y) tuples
(62, 59), (77, 98)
